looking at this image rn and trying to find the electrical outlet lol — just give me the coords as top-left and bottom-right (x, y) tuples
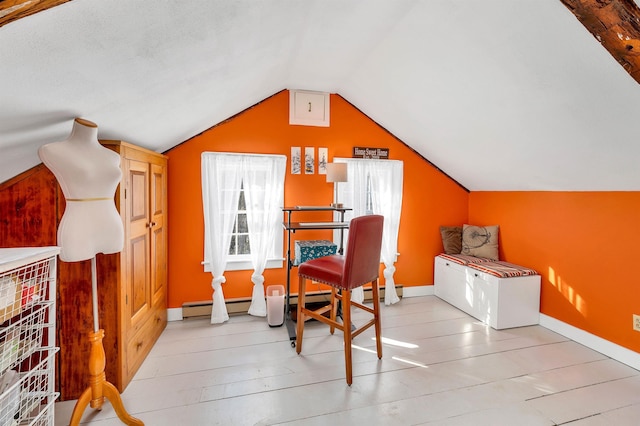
(634, 314), (640, 332)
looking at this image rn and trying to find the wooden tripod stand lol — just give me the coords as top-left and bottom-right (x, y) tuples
(69, 258), (143, 425)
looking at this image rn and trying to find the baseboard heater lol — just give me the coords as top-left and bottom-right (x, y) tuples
(182, 285), (403, 319)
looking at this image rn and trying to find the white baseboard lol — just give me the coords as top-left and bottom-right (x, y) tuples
(540, 313), (640, 371)
(167, 307), (183, 322)
(402, 284), (434, 297)
(169, 290), (639, 373)
(173, 284), (433, 321)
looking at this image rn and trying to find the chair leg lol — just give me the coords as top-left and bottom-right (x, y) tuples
(329, 287), (338, 335)
(371, 279), (382, 359)
(342, 288), (353, 386)
(295, 277), (307, 354)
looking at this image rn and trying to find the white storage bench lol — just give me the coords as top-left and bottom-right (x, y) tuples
(434, 254), (541, 329)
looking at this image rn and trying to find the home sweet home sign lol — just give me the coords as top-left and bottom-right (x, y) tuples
(352, 147), (389, 159)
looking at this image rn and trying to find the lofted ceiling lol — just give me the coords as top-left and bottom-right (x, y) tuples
(1, 0), (639, 191)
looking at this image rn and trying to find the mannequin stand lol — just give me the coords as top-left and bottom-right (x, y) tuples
(69, 258), (143, 426)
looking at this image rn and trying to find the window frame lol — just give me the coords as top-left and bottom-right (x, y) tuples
(202, 153), (285, 273)
(226, 179), (284, 271)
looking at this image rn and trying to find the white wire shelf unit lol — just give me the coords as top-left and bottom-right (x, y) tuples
(0, 247), (59, 426)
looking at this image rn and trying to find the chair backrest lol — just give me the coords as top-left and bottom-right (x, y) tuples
(342, 215), (384, 290)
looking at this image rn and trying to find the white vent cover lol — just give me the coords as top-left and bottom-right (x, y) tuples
(289, 90), (330, 127)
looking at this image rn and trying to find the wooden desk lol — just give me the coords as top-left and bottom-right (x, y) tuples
(282, 206), (351, 346)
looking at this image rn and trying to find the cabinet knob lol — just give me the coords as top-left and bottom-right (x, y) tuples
(136, 341), (143, 350)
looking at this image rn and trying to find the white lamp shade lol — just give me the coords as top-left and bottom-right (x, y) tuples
(326, 163), (348, 183)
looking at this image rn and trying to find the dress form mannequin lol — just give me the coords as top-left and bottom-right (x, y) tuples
(38, 117), (124, 262)
(38, 118), (142, 426)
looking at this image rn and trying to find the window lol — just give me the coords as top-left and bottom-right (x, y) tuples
(365, 174), (374, 215)
(228, 183), (250, 257)
(202, 152), (285, 273)
(333, 158), (403, 304)
(224, 180), (284, 271)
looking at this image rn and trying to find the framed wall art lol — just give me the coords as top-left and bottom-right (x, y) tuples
(318, 147), (328, 174)
(304, 147), (315, 174)
(291, 147), (301, 174)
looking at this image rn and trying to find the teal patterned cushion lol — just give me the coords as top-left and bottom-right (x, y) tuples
(295, 240), (337, 265)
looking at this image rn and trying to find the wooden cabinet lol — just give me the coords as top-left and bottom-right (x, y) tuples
(100, 140), (168, 390)
(0, 143), (167, 400)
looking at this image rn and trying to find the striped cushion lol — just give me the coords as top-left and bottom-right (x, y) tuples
(468, 261), (538, 278)
(438, 253), (494, 266)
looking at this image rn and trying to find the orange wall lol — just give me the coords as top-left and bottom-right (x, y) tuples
(469, 191), (640, 353)
(3, 91), (636, 357)
(166, 90), (468, 307)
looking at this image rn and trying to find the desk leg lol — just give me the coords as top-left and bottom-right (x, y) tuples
(285, 314), (297, 347)
(285, 224), (297, 347)
(338, 210), (345, 255)
(284, 260), (297, 347)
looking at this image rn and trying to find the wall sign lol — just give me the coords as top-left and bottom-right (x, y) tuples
(352, 147), (389, 159)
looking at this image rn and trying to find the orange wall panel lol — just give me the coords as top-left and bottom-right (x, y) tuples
(166, 91), (469, 308)
(3, 92), (635, 365)
(469, 191), (640, 353)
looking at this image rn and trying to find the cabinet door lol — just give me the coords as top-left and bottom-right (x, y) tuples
(150, 162), (167, 312)
(470, 272), (497, 327)
(125, 159), (152, 331)
(434, 257), (467, 309)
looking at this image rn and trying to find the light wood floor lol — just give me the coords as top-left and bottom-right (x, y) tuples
(55, 295), (640, 425)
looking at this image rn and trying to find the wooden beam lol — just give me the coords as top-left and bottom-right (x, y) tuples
(561, 0), (640, 84)
(0, 0), (71, 28)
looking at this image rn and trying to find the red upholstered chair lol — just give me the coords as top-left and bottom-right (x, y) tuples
(296, 214), (384, 385)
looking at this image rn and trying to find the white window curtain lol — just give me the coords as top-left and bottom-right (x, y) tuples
(334, 158), (403, 305)
(202, 153), (286, 324)
(201, 154), (243, 324)
(243, 155), (286, 317)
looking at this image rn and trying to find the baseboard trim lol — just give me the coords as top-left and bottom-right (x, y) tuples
(167, 307), (183, 322)
(181, 285), (404, 319)
(403, 284), (433, 297)
(173, 288), (640, 373)
(540, 313), (640, 371)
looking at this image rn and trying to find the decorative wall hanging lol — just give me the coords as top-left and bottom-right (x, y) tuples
(304, 147), (315, 174)
(353, 147), (390, 159)
(318, 148), (328, 174)
(291, 147), (301, 174)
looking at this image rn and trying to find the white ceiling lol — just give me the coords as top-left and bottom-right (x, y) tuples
(1, 0), (639, 190)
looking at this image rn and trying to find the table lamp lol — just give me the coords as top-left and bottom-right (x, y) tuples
(326, 162), (348, 208)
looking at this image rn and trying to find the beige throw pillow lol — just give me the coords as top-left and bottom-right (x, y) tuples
(461, 224), (499, 260)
